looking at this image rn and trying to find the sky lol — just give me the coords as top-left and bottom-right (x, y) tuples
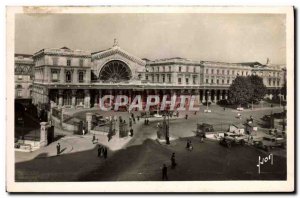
(15, 13), (286, 64)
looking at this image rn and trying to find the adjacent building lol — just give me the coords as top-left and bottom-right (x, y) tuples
(14, 41), (286, 110)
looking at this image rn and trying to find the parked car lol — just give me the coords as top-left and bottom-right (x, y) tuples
(219, 132), (248, 148)
(253, 135), (286, 151)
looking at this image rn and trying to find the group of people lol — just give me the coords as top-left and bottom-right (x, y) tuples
(162, 152), (177, 181)
(97, 144), (108, 159)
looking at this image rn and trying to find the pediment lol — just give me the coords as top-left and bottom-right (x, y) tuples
(92, 46), (145, 66)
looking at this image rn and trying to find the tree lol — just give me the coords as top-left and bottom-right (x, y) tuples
(228, 76), (253, 106)
(248, 75), (267, 103)
(229, 75), (267, 106)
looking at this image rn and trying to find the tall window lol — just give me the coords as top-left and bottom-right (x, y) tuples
(211, 79), (214, 84)
(156, 74), (159, 82)
(178, 77), (182, 84)
(145, 75), (149, 81)
(17, 90), (22, 98)
(206, 79), (209, 84)
(222, 79), (224, 84)
(162, 74), (165, 83)
(66, 71), (72, 83)
(186, 78), (189, 84)
(163, 67), (165, 72)
(179, 67), (182, 72)
(79, 59), (84, 67)
(222, 70), (224, 75)
(211, 69), (214, 74)
(67, 59), (71, 66)
(78, 71), (84, 83)
(206, 69), (208, 74)
(193, 76), (196, 84)
(152, 74), (154, 82)
(168, 74), (171, 82)
(53, 57), (58, 66)
(217, 79), (219, 84)
(227, 70), (230, 75)
(168, 66), (171, 72)
(227, 79), (230, 84)
(186, 66), (189, 72)
(52, 70), (59, 82)
(194, 67), (196, 73)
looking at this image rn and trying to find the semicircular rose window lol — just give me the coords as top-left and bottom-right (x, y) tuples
(99, 60), (132, 82)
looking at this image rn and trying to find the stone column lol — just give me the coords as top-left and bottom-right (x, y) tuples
(207, 90), (211, 102)
(202, 90), (206, 103)
(213, 90), (217, 103)
(71, 89), (76, 108)
(93, 91), (98, 107)
(84, 89), (90, 108)
(98, 90), (102, 108)
(220, 90), (223, 100)
(86, 112), (93, 133)
(58, 90), (63, 107)
(40, 122), (48, 147)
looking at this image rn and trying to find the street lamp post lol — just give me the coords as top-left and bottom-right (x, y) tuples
(206, 90), (210, 110)
(278, 94), (282, 107)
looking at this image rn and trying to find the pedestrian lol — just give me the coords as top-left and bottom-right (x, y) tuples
(162, 164), (168, 181)
(186, 140), (190, 149)
(223, 107), (226, 111)
(171, 153), (176, 168)
(82, 128), (85, 135)
(97, 145), (102, 157)
(185, 114), (188, 119)
(137, 115), (140, 121)
(130, 128), (134, 137)
(92, 134), (96, 143)
(56, 143), (60, 155)
(194, 111), (197, 115)
(103, 147), (108, 159)
(189, 141), (193, 151)
(176, 111), (179, 117)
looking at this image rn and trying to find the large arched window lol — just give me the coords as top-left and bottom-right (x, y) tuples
(99, 60), (132, 82)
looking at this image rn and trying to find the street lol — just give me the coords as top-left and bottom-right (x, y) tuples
(15, 105), (286, 181)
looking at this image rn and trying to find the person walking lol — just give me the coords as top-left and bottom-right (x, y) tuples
(97, 145), (102, 157)
(185, 114), (188, 119)
(92, 134), (96, 143)
(130, 128), (134, 137)
(186, 139), (190, 149)
(171, 153), (177, 169)
(56, 143), (60, 155)
(103, 147), (108, 159)
(188, 141), (193, 151)
(162, 164), (168, 181)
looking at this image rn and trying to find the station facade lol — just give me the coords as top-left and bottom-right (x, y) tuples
(15, 41), (286, 110)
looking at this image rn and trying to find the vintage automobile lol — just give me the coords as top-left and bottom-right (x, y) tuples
(253, 135), (286, 151)
(92, 114), (107, 127)
(196, 123), (214, 137)
(219, 132), (248, 148)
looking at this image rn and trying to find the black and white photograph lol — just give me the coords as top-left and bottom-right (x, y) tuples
(6, 6), (294, 192)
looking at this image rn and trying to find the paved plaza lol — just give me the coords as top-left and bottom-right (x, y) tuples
(15, 105), (286, 181)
